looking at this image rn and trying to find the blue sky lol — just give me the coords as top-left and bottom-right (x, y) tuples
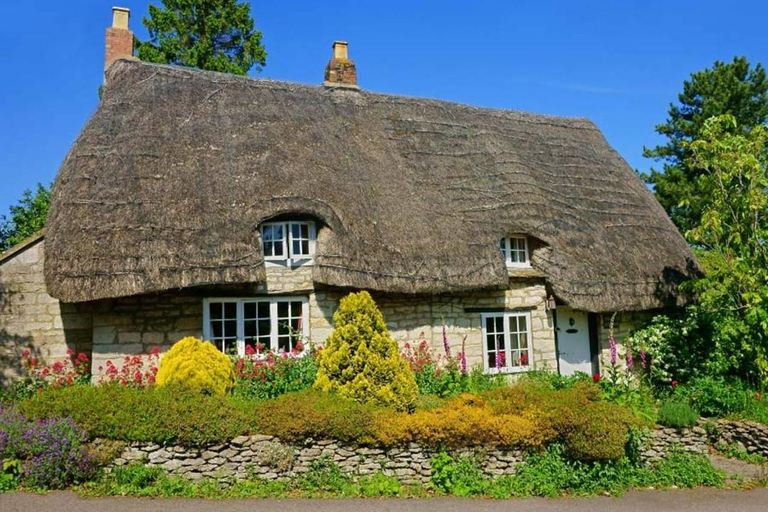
(1, 0), (766, 218)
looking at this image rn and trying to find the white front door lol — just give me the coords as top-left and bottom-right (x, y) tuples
(556, 307), (593, 376)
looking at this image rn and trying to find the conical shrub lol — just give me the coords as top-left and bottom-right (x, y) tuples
(315, 291), (418, 410)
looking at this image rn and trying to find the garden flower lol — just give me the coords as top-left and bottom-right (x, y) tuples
(245, 344), (256, 356)
(626, 349), (633, 370)
(640, 350), (647, 369)
(593, 373), (601, 383)
(442, 325), (451, 358)
(460, 350), (467, 374)
(609, 335), (617, 366)
(672, 380), (678, 388)
(150, 346), (161, 356)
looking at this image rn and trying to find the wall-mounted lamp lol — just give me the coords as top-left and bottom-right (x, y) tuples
(546, 295), (557, 311)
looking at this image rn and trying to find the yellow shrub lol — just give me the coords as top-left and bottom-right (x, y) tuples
(315, 291), (418, 411)
(156, 337), (235, 396)
(374, 393), (548, 448)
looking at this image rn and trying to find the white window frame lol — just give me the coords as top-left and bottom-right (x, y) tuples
(203, 297), (310, 356)
(481, 311), (533, 374)
(261, 221), (316, 267)
(499, 236), (530, 268)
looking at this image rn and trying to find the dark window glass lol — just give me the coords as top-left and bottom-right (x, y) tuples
(244, 302), (256, 319)
(278, 302), (288, 318)
(210, 302), (222, 320)
(224, 302), (236, 319)
(258, 302), (270, 318)
(212, 321), (222, 339)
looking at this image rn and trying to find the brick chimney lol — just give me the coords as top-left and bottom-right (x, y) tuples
(324, 41), (358, 89)
(105, 7), (134, 72)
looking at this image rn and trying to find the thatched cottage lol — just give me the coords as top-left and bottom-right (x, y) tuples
(0, 8), (697, 382)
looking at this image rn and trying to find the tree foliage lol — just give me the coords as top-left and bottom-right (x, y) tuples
(0, 184), (50, 252)
(684, 115), (768, 383)
(643, 57), (768, 233)
(314, 291), (418, 410)
(135, 0), (267, 75)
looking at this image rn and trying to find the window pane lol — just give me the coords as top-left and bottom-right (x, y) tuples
(278, 336), (290, 353)
(224, 320), (237, 338)
(301, 240), (309, 254)
(244, 302), (256, 319)
(244, 320), (256, 339)
(518, 315), (527, 333)
(485, 317), (495, 332)
(509, 332), (519, 351)
(494, 316), (504, 332)
(293, 240), (302, 255)
(224, 302), (237, 319)
(258, 302), (270, 318)
(278, 302), (288, 317)
(291, 301), (302, 317)
(210, 302), (222, 320)
(212, 321), (222, 339)
(273, 240), (284, 256)
(278, 320), (290, 336)
(258, 319), (271, 337)
(291, 223), (301, 238)
(223, 339), (237, 354)
(263, 225), (274, 241)
(301, 224), (309, 238)
(519, 332), (528, 350)
(263, 241), (273, 256)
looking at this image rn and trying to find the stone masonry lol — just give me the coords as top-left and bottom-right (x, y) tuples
(0, 235), (91, 383)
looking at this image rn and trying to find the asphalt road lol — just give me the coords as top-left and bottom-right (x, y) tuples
(2, 488), (768, 512)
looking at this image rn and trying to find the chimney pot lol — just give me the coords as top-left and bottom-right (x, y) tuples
(324, 40), (358, 89)
(112, 6), (130, 30)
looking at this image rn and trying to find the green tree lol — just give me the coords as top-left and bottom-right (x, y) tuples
(135, 0), (267, 75)
(314, 291), (418, 410)
(685, 115), (768, 384)
(0, 184), (50, 252)
(643, 57), (768, 233)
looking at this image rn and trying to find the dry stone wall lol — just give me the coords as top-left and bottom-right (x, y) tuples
(112, 436), (524, 484)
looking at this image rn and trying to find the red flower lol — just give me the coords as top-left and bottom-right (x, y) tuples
(672, 380), (678, 388)
(245, 344), (256, 356)
(52, 361), (64, 373)
(66, 348), (75, 356)
(593, 373), (601, 383)
(150, 346), (161, 356)
(22, 348), (30, 358)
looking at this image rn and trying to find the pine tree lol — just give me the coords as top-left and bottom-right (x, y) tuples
(135, 0), (267, 75)
(643, 57), (768, 233)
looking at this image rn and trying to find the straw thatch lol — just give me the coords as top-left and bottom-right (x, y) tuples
(45, 59), (697, 312)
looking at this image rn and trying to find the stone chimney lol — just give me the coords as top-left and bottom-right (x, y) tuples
(324, 41), (358, 89)
(105, 7), (134, 72)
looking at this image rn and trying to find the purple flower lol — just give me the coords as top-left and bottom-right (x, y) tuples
(460, 351), (467, 374)
(442, 325), (451, 358)
(609, 335), (618, 366)
(640, 350), (647, 369)
(626, 349), (633, 370)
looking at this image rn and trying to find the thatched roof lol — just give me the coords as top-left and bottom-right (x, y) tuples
(45, 59), (697, 312)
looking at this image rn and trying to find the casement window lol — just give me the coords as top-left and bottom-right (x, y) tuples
(481, 311), (533, 373)
(203, 297), (309, 356)
(499, 236), (530, 267)
(261, 221), (316, 264)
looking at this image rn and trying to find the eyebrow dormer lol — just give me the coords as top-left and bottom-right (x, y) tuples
(499, 235), (530, 268)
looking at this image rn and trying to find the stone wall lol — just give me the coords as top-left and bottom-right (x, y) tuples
(712, 420), (768, 458)
(640, 424), (708, 463)
(112, 436), (524, 484)
(311, 280), (557, 371)
(0, 235), (92, 384)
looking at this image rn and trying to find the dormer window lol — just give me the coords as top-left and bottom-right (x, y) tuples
(499, 236), (530, 268)
(262, 220), (316, 265)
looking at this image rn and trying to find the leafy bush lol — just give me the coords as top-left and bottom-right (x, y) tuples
(19, 384), (258, 447)
(156, 337), (235, 395)
(650, 451), (724, 488)
(627, 311), (720, 388)
(673, 376), (753, 417)
(375, 393), (543, 449)
(314, 291), (417, 410)
(233, 349), (317, 400)
(297, 455), (352, 493)
(429, 451), (489, 496)
(255, 388), (379, 445)
(484, 381), (642, 461)
(0, 406), (95, 490)
(657, 399), (699, 428)
(518, 369), (592, 391)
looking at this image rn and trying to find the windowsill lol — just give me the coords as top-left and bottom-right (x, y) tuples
(485, 366), (532, 375)
(265, 258), (314, 268)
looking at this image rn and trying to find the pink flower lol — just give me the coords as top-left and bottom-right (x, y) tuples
(609, 336), (617, 366)
(640, 350), (647, 369)
(672, 380), (678, 388)
(66, 348), (75, 356)
(442, 325), (451, 358)
(244, 344), (256, 356)
(22, 349), (30, 358)
(52, 361), (64, 373)
(460, 351), (467, 374)
(150, 346), (161, 356)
